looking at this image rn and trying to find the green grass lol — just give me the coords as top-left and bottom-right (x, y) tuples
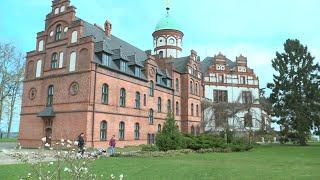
(0, 138), (17, 142)
(1, 144), (320, 179)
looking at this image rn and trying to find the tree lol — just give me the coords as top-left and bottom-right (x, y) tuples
(268, 39), (320, 145)
(155, 113), (184, 151)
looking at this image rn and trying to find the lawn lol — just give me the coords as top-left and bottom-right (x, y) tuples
(0, 138), (17, 142)
(0, 144), (320, 179)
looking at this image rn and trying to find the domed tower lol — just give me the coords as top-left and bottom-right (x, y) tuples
(152, 6), (183, 59)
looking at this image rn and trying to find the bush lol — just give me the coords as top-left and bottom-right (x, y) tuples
(141, 144), (158, 152)
(155, 114), (185, 151)
(183, 133), (226, 150)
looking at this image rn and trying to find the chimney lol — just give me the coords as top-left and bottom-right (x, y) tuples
(104, 19), (112, 37)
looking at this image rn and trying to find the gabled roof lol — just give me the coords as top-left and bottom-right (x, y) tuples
(200, 56), (236, 73)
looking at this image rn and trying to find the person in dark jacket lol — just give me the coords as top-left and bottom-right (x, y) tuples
(109, 135), (116, 156)
(77, 133), (85, 156)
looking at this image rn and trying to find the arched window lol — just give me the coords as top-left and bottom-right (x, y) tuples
(71, 31), (78, 43)
(38, 40), (44, 51)
(169, 38), (175, 44)
(54, 8), (59, 15)
(175, 78), (179, 92)
(149, 80), (154, 96)
(69, 52), (76, 72)
(191, 125), (195, 135)
(191, 103), (194, 116)
(195, 83), (198, 95)
(190, 81), (193, 94)
(167, 99), (172, 113)
(119, 122), (125, 140)
(59, 52), (64, 68)
(157, 97), (162, 112)
(119, 88), (126, 107)
(196, 126), (200, 135)
(47, 85), (54, 106)
(176, 101), (179, 115)
(196, 104), (199, 117)
(143, 94), (146, 106)
(149, 109), (154, 124)
(101, 84), (109, 104)
(157, 124), (162, 132)
(134, 123), (140, 140)
(36, 60), (42, 78)
(55, 24), (62, 41)
(244, 113), (253, 127)
(159, 51), (163, 58)
(60, 6), (65, 12)
(135, 92), (141, 109)
(51, 53), (58, 69)
(100, 121), (107, 140)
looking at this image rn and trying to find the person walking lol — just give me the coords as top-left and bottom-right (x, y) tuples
(109, 135), (116, 156)
(77, 133), (85, 157)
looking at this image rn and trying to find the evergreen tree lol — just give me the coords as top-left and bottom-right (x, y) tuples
(155, 113), (184, 151)
(268, 39), (320, 145)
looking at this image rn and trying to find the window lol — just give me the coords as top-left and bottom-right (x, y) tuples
(69, 52), (76, 72)
(240, 76), (246, 84)
(38, 40), (44, 51)
(196, 104), (199, 117)
(135, 67), (141, 77)
(55, 24), (62, 41)
(191, 103), (194, 116)
(218, 74), (224, 83)
(143, 94), (146, 106)
(134, 123), (140, 140)
(213, 90), (228, 103)
(100, 121), (107, 140)
(157, 124), (162, 132)
(101, 84), (109, 104)
(175, 78), (179, 92)
(60, 6), (65, 12)
(149, 109), (154, 124)
(119, 122), (125, 140)
(244, 113), (253, 127)
(159, 51), (163, 58)
(71, 31), (78, 43)
(135, 92), (141, 109)
(51, 53), (58, 69)
(120, 60), (127, 72)
(47, 85), (54, 106)
(167, 99), (172, 113)
(242, 91), (252, 104)
(157, 97), (162, 112)
(196, 126), (200, 135)
(59, 52), (64, 68)
(195, 83), (198, 95)
(119, 88), (126, 107)
(190, 81), (193, 93)
(176, 101), (179, 115)
(156, 74), (162, 84)
(36, 60), (42, 78)
(149, 81), (154, 96)
(54, 8), (59, 14)
(147, 133), (155, 144)
(191, 125), (195, 135)
(102, 54), (110, 66)
(215, 112), (226, 127)
(167, 79), (172, 88)
(169, 38), (175, 44)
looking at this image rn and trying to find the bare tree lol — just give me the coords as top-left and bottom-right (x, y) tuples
(0, 43), (24, 137)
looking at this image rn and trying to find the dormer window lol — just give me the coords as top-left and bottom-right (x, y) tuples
(167, 79), (172, 88)
(102, 54), (110, 66)
(55, 24), (62, 41)
(135, 67), (141, 77)
(156, 74), (162, 84)
(120, 60), (127, 72)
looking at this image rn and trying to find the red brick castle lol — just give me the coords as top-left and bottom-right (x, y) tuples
(19, 0), (202, 148)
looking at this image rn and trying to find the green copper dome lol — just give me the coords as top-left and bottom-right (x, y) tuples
(155, 14), (181, 32)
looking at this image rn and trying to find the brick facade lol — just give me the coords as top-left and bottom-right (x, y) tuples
(19, 0), (202, 148)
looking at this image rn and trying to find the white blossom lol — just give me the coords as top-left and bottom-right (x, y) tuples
(119, 174), (124, 180)
(61, 139), (65, 143)
(44, 143), (50, 147)
(41, 137), (46, 143)
(74, 141), (79, 146)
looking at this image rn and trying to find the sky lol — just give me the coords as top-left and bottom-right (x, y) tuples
(0, 0), (320, 132)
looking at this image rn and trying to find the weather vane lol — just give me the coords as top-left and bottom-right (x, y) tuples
(165, 0), (171, 15)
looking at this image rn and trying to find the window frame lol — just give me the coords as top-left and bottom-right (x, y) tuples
(157, 97), (162, 112)
(148, 108), (154, 124)
(47, 85), (54, 107)
(100, 121), (107, 141)
(134, 123), (140, 140)
(51, 53), (58, 69)
(119, 88), (126, 107)
(101, 84), (109, 104)
(119, 121), (125, 140)
(55, 24), (62, 41)
(135, 91), (141, 109)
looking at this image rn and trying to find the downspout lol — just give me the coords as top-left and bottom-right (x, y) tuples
(91, 63), (97, 147)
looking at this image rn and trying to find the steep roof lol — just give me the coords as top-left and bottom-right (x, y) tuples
(200, 56), (236, 73)
(169, 56), (189, 73)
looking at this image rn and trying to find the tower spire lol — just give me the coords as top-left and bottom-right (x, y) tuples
(165, 0), (171, 15)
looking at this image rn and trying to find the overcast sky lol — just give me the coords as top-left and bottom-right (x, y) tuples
(1, 0), (319, 131)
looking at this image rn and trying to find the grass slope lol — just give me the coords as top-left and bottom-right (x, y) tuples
(1, 144), (320, 179)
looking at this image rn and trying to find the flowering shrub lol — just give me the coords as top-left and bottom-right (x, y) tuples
(6, 138), (125, 180)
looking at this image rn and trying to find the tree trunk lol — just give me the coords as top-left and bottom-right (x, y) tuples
(6, 93), (16, 138)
